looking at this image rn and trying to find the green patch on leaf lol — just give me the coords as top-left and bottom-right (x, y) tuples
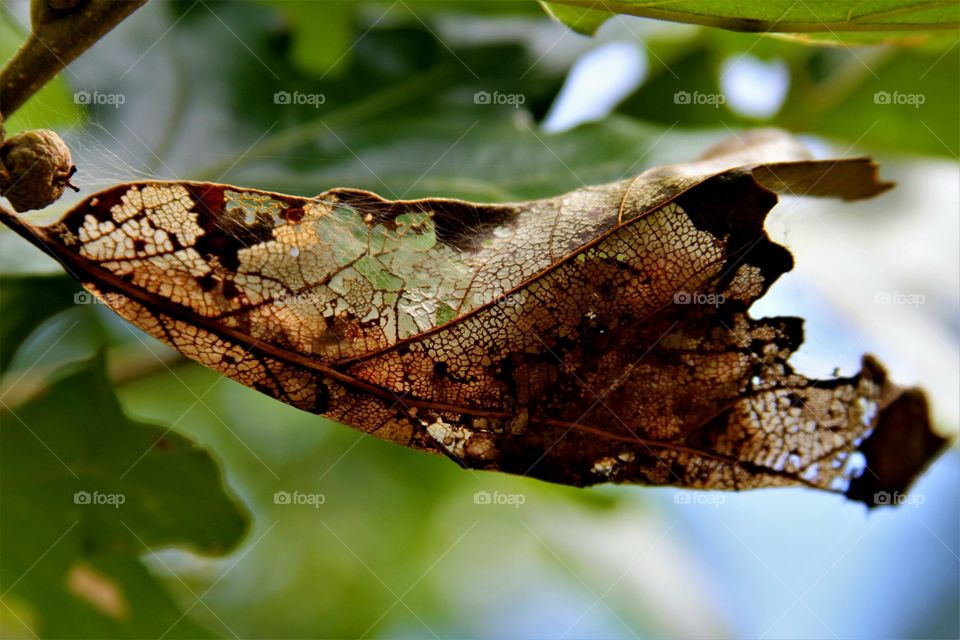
(355, 255), (405, 291)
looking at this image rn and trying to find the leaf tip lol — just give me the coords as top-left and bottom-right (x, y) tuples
(846, 362), (949, 508)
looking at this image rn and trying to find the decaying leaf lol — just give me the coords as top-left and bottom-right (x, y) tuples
(0, 129), (947, 506)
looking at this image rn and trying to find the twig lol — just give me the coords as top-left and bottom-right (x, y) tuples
(0, 0), (147, 121)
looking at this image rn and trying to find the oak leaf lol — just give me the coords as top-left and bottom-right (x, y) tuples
(1, 129), (947, 506)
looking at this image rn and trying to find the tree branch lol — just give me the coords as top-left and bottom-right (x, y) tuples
(0, 0), (147, 121)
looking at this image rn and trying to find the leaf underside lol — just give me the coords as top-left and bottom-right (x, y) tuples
(539, 0), (960, 46)
(2, 129), (947, 506)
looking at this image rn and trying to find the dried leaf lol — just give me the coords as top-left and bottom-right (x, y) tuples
(1, 130), (947, 506)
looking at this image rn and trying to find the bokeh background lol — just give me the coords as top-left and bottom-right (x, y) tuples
(1, 1), (957, 638)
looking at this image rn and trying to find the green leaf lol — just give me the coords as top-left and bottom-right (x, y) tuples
(541, 0), (960, 45)
(538, 1), (612, 35)
(0, 357), (247, 638)
(771, 29), (960, 47)
(0, 9), (82, 133)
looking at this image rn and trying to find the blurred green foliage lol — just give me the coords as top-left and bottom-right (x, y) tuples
(0, 1), (957, 638)
(0, 358), (246, 637)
